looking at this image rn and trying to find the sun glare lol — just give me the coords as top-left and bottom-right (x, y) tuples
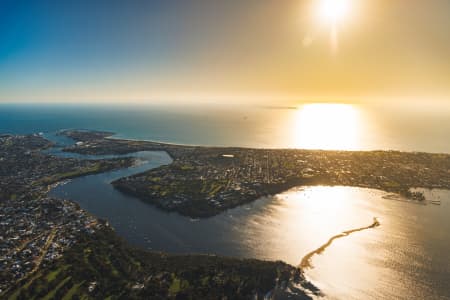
(294, 103), (360, 150)
(316, 0), (352, 54)
(319, 0), (351, 24)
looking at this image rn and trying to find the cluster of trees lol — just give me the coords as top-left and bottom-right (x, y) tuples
(8, 228), (313, 299)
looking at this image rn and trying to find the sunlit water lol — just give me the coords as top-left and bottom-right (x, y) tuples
(2, 104), (450, 299)
(48, 149), (450, 299)
(1, 102), (450, 152)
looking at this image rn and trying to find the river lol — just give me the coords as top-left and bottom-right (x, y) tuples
(44, 132), (450, 300)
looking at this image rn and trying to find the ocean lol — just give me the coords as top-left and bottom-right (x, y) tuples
(1, 102), (450, 153)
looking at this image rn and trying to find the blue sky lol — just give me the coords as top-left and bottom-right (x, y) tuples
(1, 0), (450, 104)
(1, 1), (183, 80)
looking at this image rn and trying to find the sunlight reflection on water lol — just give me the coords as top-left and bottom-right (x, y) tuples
(239, 186), (450, 300)
(293, 103), (361, 150)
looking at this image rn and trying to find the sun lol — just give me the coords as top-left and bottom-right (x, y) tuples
(318, 0), (351, 24)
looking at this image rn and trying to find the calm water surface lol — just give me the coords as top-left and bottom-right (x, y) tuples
(48, 150), (450, 300)
(1, 102), (450, 152)
(2, 104), (450, 299)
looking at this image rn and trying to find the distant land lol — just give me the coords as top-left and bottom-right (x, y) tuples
(63, 130), (450, 218)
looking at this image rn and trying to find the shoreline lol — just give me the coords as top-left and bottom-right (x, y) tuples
(58, 130), (450, 218)
(108, 132), (450, 154)
(1, 132), (319, 299)
(299, 217), (381, 270)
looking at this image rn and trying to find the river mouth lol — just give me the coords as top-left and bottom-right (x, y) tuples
(44, 133), (450, 300)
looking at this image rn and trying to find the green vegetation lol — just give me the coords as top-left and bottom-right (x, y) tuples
(42, 276), (71, 300)
(7, 130), (447, 299)
(180, 164), (194, 171)
(1, 132), (316, 299)
(4, 139), (13, 147)
(112, 145), (450, 217)
(62, 281), (85, 300)
(5, 228), (314, 299)
(37, 159), (133, 185)
(45, 265), (69, 282)
(7, 273), (41, 300)
(129, 174), (228, 200)
(168, 276), (181, 295)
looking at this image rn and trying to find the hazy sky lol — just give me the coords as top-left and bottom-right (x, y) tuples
(1, 0), (449, 104)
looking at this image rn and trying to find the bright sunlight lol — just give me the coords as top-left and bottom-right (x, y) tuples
(317, 0), (352, 54)
(318, 0), (351, 24)
(294, 103), (360, 150)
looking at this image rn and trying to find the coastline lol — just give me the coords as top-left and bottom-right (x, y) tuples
(1, 132), (319, 299)
(60, 130), (450, 218)
(3, 130), (450, 299)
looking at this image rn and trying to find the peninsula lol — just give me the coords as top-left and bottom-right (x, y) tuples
(3, 129), (449, 299)
(63, 130), (450, 218)
(0, 133), (315, 299)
